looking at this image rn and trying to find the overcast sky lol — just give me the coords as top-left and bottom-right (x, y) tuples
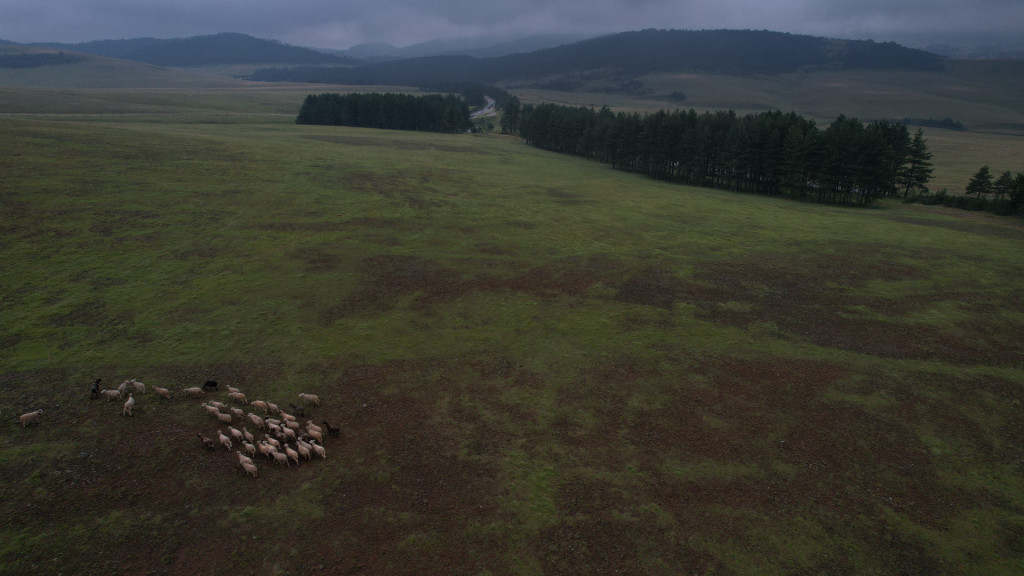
(1, 0), (1021, 50)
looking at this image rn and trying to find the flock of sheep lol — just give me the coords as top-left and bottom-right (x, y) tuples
(189, 381), (338, 479)
(17, 377), (340, 480)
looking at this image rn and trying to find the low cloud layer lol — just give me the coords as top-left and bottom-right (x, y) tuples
(2, 0), (1022, 49)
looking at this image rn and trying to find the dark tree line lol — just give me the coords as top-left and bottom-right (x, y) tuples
(516, 104), (933, 206)
(0, 52), (84, 68)
(938, 165), (1024, 216)
(295, 92), (471, 133)
(417, 82), (514, 109)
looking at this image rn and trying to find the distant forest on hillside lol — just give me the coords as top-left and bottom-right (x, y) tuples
(251, 29), (945, 88)
(35, 33), (347, 66)
(0, 52), (85, 68)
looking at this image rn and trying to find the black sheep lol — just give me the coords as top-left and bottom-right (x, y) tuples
(202, 380), (218, 392)
(196, 433), (215, 450)
(288, 403), (305, 418)
(322, 420), (341, 437)
(90, 378), (101, 399)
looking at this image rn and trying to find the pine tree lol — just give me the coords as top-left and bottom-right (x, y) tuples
(500, 96), (521, 134)
(899, 129), (934, 198)
(966, 165), (993, 199)
(993, 170), (1015, 201)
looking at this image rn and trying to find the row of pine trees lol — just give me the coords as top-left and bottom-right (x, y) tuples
(513, 103), (933, 206)
(296, 92), (471, 133)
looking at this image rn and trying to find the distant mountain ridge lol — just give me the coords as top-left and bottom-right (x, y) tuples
(342, 33), (594, 60)
(33, 32), (348, 66)
(251, 29), (946, 86)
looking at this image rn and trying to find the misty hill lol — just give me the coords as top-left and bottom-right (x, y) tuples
(251, 29), (945, 86)
(344, 33), (594, 60)
(35, 32), (348, 67)
(0, 44), (248, 89)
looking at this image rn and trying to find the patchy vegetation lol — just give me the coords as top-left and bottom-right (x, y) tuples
(1, 91), (1024, 575)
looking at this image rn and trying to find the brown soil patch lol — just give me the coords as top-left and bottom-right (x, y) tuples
(897, 204), (1024, 239)
(507, 255), (625, 298)
(320, 255), (487, 321)
(684, 248), (1024, 363)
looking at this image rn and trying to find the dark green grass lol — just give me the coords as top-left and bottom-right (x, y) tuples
(2, 98), (1024, 575)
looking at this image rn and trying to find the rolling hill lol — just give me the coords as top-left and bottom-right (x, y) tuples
(0, 44), (254, 89)
(33, 32), (350, 67)
(251, 29), (946, 86)
(342, 33), (594, 60)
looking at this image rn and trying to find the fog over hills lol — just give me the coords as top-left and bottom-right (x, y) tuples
(341, 33), (595, 60)
(250, 29), (948, 87)
(26, 32), (350, 66)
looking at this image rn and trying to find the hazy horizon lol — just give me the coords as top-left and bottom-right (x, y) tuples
(2, 0), (1023, 52)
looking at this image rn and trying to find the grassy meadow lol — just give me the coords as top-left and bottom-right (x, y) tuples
(2, 83), (1024, 575)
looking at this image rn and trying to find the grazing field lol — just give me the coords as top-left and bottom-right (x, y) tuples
(2, 88), (1024, 575)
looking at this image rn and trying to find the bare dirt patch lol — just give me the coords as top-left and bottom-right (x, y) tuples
(680, 248), (1024, 363)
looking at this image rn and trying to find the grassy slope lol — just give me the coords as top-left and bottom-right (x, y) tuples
(2, 85), (1024, 575)
(0, 46), (246, 90)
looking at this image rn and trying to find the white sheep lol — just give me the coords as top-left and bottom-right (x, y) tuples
(131, 379), (146, 394)
(298, 393), (321, 407)
(217, 430), (232, 450)
(228, 426), (243, 442)
(153, 386), (172, 400)
(309, 439), (326, 459)
(305, 421), (323, 434)
(202, 403), (220, 416)
(270, 448), (290, 467)
(257, 441), (273, 459)
(118, 380), (129, 398)
(100, 389), (122, 401)
(183, 387), (204, 398)
(249, 400), (268, 413)
(236, 450), (254, 467)
(19, 409), (43, 427)
(247, 413), (265, 430)
(242, 440), (257, 458)
(282, 427), (296, 441)
(241, 460), (258, 478)
(226, 385), (240, 394)
(295, 442), (311, 460)
(209, 400), (226, 410)
(227, 391), (247, 405)
(242, 427), (255, 443)
(284, 445), (300, 466)
(306, 428), (323, 443)
(216, 412), (233, 424)
(229, 407), (244, 419)
(266, 402), (279, 415)
(122, 393), (135, 417)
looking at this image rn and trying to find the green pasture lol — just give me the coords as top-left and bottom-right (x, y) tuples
(1, 87), (1024, 575)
